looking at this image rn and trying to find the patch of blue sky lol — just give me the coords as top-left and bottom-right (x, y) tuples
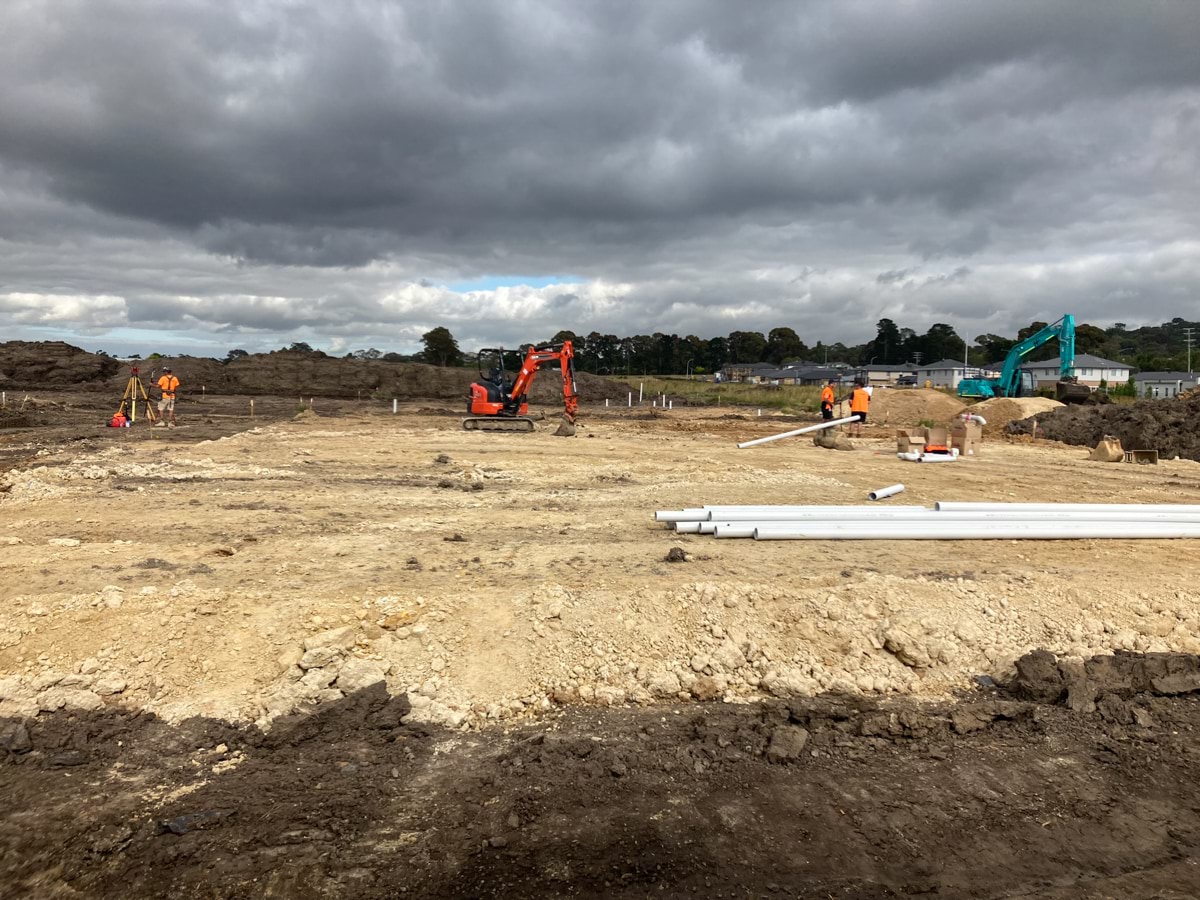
(445, 275), (579, 292)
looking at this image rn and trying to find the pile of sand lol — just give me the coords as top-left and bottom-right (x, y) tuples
(868, 388), (966, 425)
(970, 397), (1063, 433)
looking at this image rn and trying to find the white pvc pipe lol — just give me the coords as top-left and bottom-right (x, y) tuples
(674, 522), (703, 534)
(737, 416), (857, 449)
(654, 508), (708, 522)
(702, 504), (926, 515)
(868, 484), (905, 501)
(702, 512), (1200, 533)
(937, 502), (1200, 514)
(752, 523), (1200, 541)
(918, 454), (957, 463)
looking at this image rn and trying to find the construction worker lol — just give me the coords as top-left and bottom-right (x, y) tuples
(820, 378), (836, 421)
(846, 379), (870, 438)
(155, 367), (179, 428)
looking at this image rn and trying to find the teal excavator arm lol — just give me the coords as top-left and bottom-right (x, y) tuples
(996, 315), (1076, 397)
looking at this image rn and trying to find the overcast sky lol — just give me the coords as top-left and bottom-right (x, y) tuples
(1, 1), (1198, 358)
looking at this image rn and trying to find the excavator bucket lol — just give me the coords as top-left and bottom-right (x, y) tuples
(553, 415), (577, 437)
(1055, 380), (1091, 405)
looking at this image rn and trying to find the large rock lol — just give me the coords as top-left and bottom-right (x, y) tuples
(335, 658), (388, 694)
(303, 626), (357, 652)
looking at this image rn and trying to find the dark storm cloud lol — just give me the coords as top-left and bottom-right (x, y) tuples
(0, 0), (1198, 353)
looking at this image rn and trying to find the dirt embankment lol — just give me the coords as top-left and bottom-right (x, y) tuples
(1008, 393), (1200, 461)
(0, 342), (633, 403)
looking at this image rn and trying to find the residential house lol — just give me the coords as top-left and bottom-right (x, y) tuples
(1021, 353), (1131, 389)
(915, 359), (969, 389)
(858, 363), (918, 386)
(1133, 372), (1198, 399)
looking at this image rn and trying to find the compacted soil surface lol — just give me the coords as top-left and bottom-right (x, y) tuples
(6, 389), (1200, 897)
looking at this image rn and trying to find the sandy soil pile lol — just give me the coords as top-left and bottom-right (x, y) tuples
(970, 396), (1063, 433)
(867, 388), (966, 424)
(1008, 393), (1200, 461)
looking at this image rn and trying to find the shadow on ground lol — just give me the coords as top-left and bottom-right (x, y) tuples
(4, 652), (1200, 898)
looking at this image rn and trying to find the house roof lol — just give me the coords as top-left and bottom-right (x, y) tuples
(861, 363), (918, 372)
(1133, 371), (1199, 383)
(918, 359), (968, 370)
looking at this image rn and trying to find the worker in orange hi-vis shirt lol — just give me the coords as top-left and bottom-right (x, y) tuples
(155, 367), (180, 428)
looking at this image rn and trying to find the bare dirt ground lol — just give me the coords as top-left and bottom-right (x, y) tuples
(5, 393), (1200, 897)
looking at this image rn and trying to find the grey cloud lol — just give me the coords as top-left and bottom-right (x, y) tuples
(0, 1), (1198, 354)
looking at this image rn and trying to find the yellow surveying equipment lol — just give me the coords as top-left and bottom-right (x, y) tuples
(110, 366), (157, 427)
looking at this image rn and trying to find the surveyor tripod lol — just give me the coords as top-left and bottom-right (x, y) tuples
(115, 367), (158, 425)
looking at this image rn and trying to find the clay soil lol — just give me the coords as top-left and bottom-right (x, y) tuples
(6, 395), (1200, 897)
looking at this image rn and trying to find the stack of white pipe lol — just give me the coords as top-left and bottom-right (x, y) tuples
(654, 502), (1200, 541)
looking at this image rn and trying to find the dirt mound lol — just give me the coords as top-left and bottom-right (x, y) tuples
(1007, 393), (1200, 461)
(0, 341), (120, 388)
(868, 388), (965, 425)
(0, 342), (632, 403)
(970, 396), (1063, 433)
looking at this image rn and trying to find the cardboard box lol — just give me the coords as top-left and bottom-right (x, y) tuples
(951, 421), (983, 457)
(925, 425), (951, 451)
(896, 427), (927, 454)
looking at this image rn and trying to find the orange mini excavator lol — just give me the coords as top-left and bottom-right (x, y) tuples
(464, 340), (579, 435)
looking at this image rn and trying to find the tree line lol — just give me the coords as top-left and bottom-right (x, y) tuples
(229, 318), (1200, 376)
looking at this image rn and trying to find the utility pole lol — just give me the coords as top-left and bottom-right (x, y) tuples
(1184, 326), (1196, 374)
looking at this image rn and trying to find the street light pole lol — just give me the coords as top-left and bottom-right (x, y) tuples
(686, 358), (695, 380)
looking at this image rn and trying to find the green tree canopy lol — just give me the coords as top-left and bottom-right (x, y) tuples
(421, 327), (463, 367)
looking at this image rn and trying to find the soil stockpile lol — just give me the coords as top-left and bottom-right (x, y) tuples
(0, 341), (120, 388)
(867, 387), (965, 425)
(970, 396), (1063, 433)
(1008, 392), (1200, 461)
(0, 342), (632, 403)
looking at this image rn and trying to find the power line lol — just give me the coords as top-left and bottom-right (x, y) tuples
(1184, 326), (1196, 374)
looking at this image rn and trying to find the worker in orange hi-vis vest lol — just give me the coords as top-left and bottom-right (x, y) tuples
(820, 378), (836, 421)
(155, 368), (180, 428)
(846, 379), (870, 438)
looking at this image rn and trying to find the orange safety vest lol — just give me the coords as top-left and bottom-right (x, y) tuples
(849, 388), (869, 414)
(821, 385), (835, 406)
(157, 374), (179, 398)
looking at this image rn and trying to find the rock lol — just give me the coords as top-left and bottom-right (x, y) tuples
(883, 626), (933, 669)
(303, 626), (357, 652)
(430, 657), (446, 673)
(299, 646), (344, 670)
(336, 658), (388, 693)
(766, 725), (810, 762)
(646, 670), (681, 698)
(0, 723), (32, 754)
(0, 676), (30, 702)
(690, 654), (711, 673)
(710, 640), (746, 672)
(49, 537), (81, 547)
(380, 610), (417, 631)
(32, 672), (65, 692)
(92, 676), (127, 696)
(277, 647), (303, 670)
(301, 667), (338, 690)
(689, 675), (722, 701)
(79, 658), (101, 676)
(37, 687), (104, 712)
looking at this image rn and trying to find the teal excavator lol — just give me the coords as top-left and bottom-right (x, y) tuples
(958, 315), (1090, 403)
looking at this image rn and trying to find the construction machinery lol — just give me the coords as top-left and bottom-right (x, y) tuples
(958, 315), (1091, 403)
(464, 340), (579, 435)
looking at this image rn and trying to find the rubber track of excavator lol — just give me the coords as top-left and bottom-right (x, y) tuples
(462, 417), (537, 432)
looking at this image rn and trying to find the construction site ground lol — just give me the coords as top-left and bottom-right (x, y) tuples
(4, 392), (1200, 898)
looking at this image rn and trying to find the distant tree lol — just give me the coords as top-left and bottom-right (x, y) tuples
(766, 327), (807, 365)
(382, 352), (406, 362)
(1073, 324), (1110, 356)
(863, 318), (903, 365)
(974, 334), (1016, 364)
(223, 348), (249, 365)
(727, 331), (768, 364)
(421, 327), (462, 367)
(288, 342), (314, 353)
